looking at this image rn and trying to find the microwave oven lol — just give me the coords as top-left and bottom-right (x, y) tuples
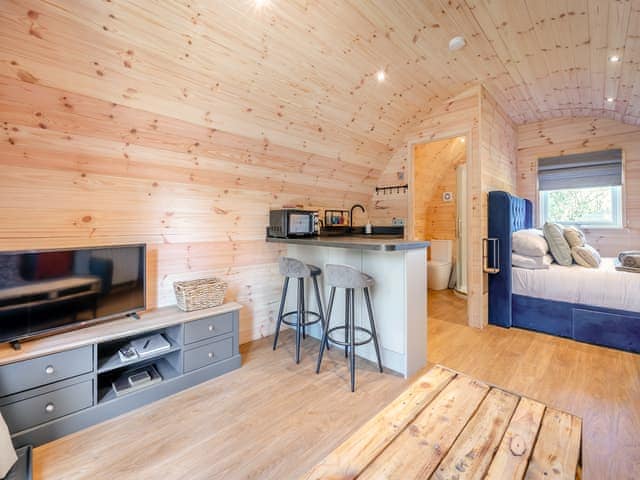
(268, 209), (318, 238)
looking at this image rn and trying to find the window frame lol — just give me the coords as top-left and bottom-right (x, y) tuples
(539, 185), (623, 229)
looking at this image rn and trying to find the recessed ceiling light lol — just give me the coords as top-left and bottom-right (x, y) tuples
(606, 97), (615, 103)
(254, 0), (269, 7)
(609, 55), (621, 63)
(448, 36), (466, 51)
(376, 70), (386, 82)
(459, 137), (466, 143)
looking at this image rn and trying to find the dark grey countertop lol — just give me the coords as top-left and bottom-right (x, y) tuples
(266, 235), (429, 252)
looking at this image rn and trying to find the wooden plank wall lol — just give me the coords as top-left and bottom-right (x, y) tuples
(479, 87), (518, 321)
(367, 88), (487, 327)
(0, 77), (373, 344)
(369, 87), (517, 328)
(517, 116), (640, 256)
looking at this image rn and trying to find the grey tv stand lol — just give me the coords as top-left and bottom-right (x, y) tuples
(0, 303), (242, 448)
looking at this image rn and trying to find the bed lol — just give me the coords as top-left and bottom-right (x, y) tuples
(488, 190), (640, 353)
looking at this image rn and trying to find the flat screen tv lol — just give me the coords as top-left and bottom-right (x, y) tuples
(0, 244), (146, 346)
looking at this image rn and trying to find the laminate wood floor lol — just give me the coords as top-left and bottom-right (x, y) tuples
(34, 291), (640, 479)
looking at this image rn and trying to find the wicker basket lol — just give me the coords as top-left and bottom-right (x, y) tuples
(174, 277), (227, 312)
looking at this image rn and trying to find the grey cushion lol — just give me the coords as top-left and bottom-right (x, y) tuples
(512, 229), (549, 256)
(278, 257), (321, 278)
(563, 226), (586, 248)
(543, 222), (573, 266)
(325, 264), (374, 289)
(572, 244), (601, 268)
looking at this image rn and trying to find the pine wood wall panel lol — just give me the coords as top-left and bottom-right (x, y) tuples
(367, 89), (487, 327)
(479, 86), (518, 326)
(0, 83), (370, 344)
(517, 117), (640, 256)
(369, 87), (517, 328)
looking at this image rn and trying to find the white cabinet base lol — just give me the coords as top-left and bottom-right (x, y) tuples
(283, 245), (427, 378)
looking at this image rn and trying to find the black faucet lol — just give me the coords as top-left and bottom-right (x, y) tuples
(350, 204), (366, 230)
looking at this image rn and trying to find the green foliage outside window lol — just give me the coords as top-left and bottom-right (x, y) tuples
(544, 187), (615, 224)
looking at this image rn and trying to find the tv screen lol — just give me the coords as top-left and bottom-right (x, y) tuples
(0, 244), (146, 344)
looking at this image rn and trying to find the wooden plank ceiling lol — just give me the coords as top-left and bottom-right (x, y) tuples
(2, 0), (639, 164)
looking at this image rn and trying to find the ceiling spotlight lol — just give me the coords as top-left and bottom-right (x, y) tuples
(606, 97), (615, 103)
(376, 70), (386, 82)
(254, 0), (269, 7)
(609, 55), (621, 63)
(448, 36), (466, 51)
(459, 137), (466, 143)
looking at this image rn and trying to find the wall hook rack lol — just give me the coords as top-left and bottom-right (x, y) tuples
(375, 184), (408, 195)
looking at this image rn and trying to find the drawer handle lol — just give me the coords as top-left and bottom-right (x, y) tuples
(208, 325), (214, 332)
(45, 365), (55, 375)
(45, 402), (55, 414)
(208, 352), (214, 359)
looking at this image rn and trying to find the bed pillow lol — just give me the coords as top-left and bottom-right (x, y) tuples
(512, 229), (549, 257)
(512, 253), (553, 270)
(572, 244), (601, 268)
(563, 226), (586, 248)
(543, 222), (573, 266)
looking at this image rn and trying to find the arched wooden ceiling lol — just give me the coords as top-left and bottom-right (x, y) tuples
(1, 0), (639, 165)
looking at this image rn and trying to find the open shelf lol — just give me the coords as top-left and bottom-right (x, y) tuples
(97, 335), (181, 374)
(97, 357), (181, 404)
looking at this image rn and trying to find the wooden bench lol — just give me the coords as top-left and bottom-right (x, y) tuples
(302, 365), (582, 480)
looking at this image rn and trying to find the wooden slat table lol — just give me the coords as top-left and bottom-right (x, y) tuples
(303, 365), (582, 480)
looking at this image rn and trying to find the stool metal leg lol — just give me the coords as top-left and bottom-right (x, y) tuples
(312, 276), (330, 350)
(295, 277), (303, 364)
(344, 288), (350, 358)
(301, 279), (307, 340)
(364, 287), (383, 373)
(349, 288), (356, 392)
(273, 277), (289, 351)
(316, 286), (335, 373)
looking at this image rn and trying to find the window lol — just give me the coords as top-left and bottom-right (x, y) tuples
(538, 149), (623, 229)
(539, 186), (622, 228)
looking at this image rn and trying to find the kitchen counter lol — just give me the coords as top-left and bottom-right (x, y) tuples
(268, 234), (428, 378)
(266, 235), (429, 251)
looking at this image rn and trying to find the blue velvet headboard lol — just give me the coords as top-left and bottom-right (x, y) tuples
(488, 191), (533, 327)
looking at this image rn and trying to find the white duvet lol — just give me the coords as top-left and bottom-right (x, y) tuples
(512, 257), (640, 313)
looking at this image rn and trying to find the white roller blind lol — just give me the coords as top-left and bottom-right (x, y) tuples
(538, 149), (622, 191)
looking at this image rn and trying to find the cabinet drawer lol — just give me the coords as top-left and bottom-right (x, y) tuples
(184, 337), (233, 373)
(0, 346), (93, 397)
(184, 313), (233, 345)
(1, 380), (93, 433)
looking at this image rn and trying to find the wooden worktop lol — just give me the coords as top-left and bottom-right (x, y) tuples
(266, 235), (429, 251)
(0, 302), (242, 366)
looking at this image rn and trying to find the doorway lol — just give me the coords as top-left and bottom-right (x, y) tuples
(409, 135), (468, 296)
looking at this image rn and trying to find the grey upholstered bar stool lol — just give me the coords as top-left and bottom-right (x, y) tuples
(316, 264), (383, 392)
(273, 257), (329, 364)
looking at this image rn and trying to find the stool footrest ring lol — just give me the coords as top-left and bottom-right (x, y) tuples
(326, 326), (373, 347)
(281, 310), (322, 328)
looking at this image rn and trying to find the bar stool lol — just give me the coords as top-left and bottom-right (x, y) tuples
(316, 264), (383, 392)
(273, 257), (329, 364)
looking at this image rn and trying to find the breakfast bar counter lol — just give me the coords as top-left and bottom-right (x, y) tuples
(266, 235), (429, 251)
(267, 235), (428, 377)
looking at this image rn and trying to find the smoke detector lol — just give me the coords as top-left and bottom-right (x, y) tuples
(448, 36), (466, 51)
